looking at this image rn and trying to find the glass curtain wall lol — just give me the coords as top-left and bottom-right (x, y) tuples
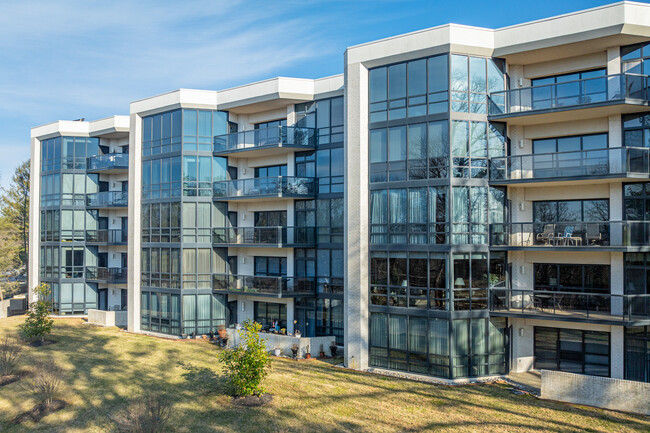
(39, 136), (101, 314)
(141, 109), (229, 336)
(295, 96), (344, 343)
(367, 53), (508, 378)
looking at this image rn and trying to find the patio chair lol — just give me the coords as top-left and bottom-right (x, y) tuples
(586, 223), (602, 245)
(536, 224), (555, 245)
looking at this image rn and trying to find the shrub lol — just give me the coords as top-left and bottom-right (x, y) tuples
(0, 336), (22, 377)
(20, 283), (54, 342)
(114, 393), (172, 433)
(219, 320), (271, 397)
(23, 362), (63, 407)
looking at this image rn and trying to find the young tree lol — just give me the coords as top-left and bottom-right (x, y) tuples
(20, 283), (53, 342)
(1, 160), (29, 272)
(219, 320), (271, 397)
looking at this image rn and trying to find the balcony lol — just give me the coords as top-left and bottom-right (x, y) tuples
(489, 288), (650, 326)
(490, 221), (650, 251)
(213, 126), (316, 157)
(85, 229), (128, 245)
(86, 191), (128, 208)
(212, 274), (316, 298)
(488, 73), (649, 125)
(490, 147), (650, 185)
(213, 177), (316, 201)
(86, 153), (129, 173)
(212, 226), (316, 247)
(85, 267), (128, 284)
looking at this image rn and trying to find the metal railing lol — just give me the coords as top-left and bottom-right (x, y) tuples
(86, 153), (129, 171)
(490, 221), (650, 248)
(212, 274), (316, 297)
(85, 229), (128, 244)
(212, 176), (316, 199)
(488, 73), (649, 116)
(490, 147), (650, 182)
(85, 266), (128, 283)
(214, 126), (316, 153)
(489, 288), (650, 322)
(212, 226), (316, 246)
(86, 191), (128, 207)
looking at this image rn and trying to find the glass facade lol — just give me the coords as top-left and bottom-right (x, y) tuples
(39, 135), (127, 314)
(294, 96), (345, 343)
(367, 53), (507, 378)
(140, 108), (229, 335)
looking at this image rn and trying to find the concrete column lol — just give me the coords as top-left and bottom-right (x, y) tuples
(127, 113), (142, 332)
(610, 183), (624, 247)
(511, 318), (535, 373)
(28, 137), (41, 301)
(610, 252), (624, 317)
(344, 57), (369, 371)
(607, 47), (621, 75)
(610, 325), (625, 379)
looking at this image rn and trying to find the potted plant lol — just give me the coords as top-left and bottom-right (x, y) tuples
(305, 345), (311, 359)
(294, 330), (301, 338)
(273, 347), (281, 357)
(208, 330), (215, 341)
(291, 343), (299, 359)
(319, 344), (325, 358)
(280, 328), (286, 335)
(217, 325), (227, 340)
(330, 341), (338, 357)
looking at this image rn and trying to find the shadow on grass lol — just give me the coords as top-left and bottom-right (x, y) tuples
(0, 317), (648, 433)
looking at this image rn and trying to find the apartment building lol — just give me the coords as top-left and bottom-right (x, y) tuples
(29, 1), (650, 383)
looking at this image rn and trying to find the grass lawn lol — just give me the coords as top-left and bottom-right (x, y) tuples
(0, 316), (649, 432)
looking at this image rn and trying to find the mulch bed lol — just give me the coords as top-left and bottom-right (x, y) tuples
(28, 339), (57, 348)
(11, 400), (67, 424)
(0, 374), (20, 387)
(232, 393), (272, 407)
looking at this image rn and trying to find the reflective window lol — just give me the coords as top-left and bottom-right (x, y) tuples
(370, 186), (447, 245)
(534, 327), (610, 377)
(369, 54), (449, 122)
(622, 42), (650, 75)
(451, 55), (504, 113)
(370, 120), (449, 182)
(623, 113), (650, 148)
(625, 326), (650, 382)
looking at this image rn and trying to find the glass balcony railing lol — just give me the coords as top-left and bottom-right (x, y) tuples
(85, 229), (128, 244)
(86, 153), (129, 171)
(212, 226), (316, 246)
(490, 147), (650, 182)
(489, 288), (650, 323)
(214, 126), (316, 154)
(85, 267), (128, 284)
(488, 73), (649, 117)
(212, 177), (316, 199)
(86, 191), (128, 207)
(490, 221), (650, 248)
(212, 274), (316, 297)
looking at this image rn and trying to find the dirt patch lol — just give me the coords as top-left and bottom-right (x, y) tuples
(12, 400), (67, 424)
(0, 374), (20, 387)
(28, 339), (57, 348)
(232, 393), (272, 407)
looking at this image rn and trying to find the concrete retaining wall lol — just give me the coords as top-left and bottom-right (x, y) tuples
(226, 328), (334, 358)
(0, 297), (27, 319)
(88, 309), (127, 328)
(541, 370), (650, 415)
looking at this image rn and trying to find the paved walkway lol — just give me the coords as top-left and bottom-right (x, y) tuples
(507, 371), (541, 395)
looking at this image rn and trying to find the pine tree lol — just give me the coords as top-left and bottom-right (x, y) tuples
(1, 160), (29, 273)
(20, 283), (54, 342)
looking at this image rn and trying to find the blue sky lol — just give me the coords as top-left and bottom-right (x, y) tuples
(0, 0), (631, 188)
